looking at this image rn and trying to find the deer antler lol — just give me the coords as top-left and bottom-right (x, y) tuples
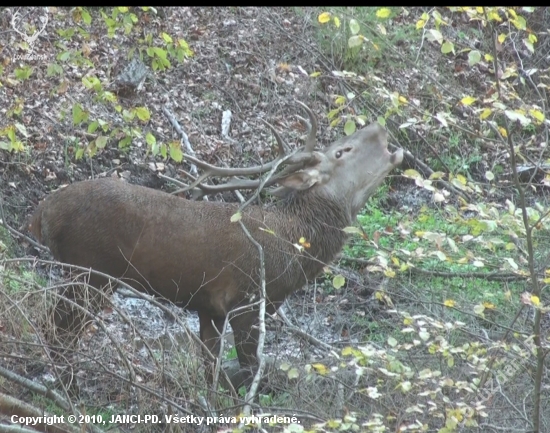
(172, 101), (319, 197)
(10, 8), (49, 47)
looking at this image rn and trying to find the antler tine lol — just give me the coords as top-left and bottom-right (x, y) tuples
(260, 118), (290, 155)
(183, 153), (281, 177)
(295, 100), (318, 153)
(171, 101), (320, 198)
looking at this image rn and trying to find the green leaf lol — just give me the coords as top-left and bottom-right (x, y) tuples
(441, 41), (454, 54)
(162, 32), (173, 43)
(151, 141), (159, 156)
(47, 63), (63, 77)
(342, 226), (362, 235)
(14, 123), (28, 138)
(348, 35), (363, 48)
(287, 368), (299, 379)
(344, 120), (356, 135)
(58, 51), (71, 62)
(95, 136), (108, 149)
(332, 274), (345, 289)
(75, 147), (85, 160)
(88, 121), (99, 133)
(15, 67), (32, 80)
(427, 29), (443, 44)
(153, 47), (168, 60)
(160, 143), (167, 158)
(349, 19), (360, 35)
(146, 132), (156, 146)
(169, 141), (183, 162)
(327, 108), (341, 120)
(468, 50), (481, 66)
(82, 9), (92, 25)
(122, 109), (135, 122)
(230, 212), (242, 223)
(134, 106), (151, 122)
(72, 104), (88, 125)
(334, 95), (346, 106)
(118, 136), (132, 148)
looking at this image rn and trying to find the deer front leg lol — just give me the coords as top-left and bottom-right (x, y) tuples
(228, 309), (260, 388)
(198, 312), (225, 385)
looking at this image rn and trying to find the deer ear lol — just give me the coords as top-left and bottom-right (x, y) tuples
(279, 169), (327, 191)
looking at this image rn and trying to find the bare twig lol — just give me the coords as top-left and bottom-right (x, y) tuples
(162, 105), (199, 177)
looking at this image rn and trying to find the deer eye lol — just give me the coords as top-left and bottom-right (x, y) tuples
(335, 147), (352, 159)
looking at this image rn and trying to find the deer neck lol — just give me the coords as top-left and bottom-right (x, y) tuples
(270, 191), (352, 277)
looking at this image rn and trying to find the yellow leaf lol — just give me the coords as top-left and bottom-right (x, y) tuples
(498, 33), (507, 44)
(480, 108), (492, 120)
(334, 95), (346, 106)
(460, 96), (476, 106)
(429, 171), (446, 180)
(403, 169), (422, 179)
(403, 317), (413, 326)
(342, 347), (354, 356)
(376, 8), (391, 18)
(444, 299), (456, 307)
(483, 302), (496, 310)
(531, 295), (541, 307)
(384, 268), (396, 278)
(318, 12), (331, 24)
(312, 363), (328, 375)
(498, 126), (508, 138)
(511, 16), (527, 30)
(484, 53), (494, 62)
(398, 95), (408, 104)
(456, 174), (467, 185)
(529, 109), (545, 123)
(416, 19), (426, 30)
(487, 11), (502, 22)
(333, 16), (341, 28)
(310, 71), (321, 78)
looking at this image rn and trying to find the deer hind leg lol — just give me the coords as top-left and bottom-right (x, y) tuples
(44, 272), (114, 394)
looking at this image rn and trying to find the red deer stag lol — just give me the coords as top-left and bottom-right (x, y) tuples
(30, 102), (403, 387)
